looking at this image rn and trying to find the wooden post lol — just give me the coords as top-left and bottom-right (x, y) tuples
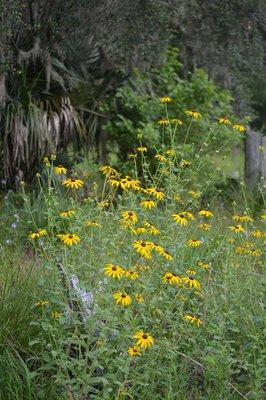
(244, 128), (266, 190)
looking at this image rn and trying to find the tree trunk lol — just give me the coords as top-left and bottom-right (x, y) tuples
(244, 128), (266, 190)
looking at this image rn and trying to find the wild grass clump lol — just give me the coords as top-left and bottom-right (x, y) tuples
(0, 103), (265, 400)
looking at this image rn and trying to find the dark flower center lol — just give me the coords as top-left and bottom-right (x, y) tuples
(121, 294), (127, 298)
(112, 266), (117, 271)
(142, 334), (148, 339)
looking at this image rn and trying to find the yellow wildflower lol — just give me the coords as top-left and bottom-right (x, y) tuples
(128, 346), (141, 356)
(104, 264), (125, 278)
(99, 165), (117, 176)
(170, 118), (183, 125)
(57, 233), (80, 246)
(60, 209), (75, 218)
(187, 239), (202, 247)
(28, 229), (47, 240)
(218, 117), (231, 125)
(121, 210), (138, 225)
(157, 119), (170, 125)
(160, 96), (172, 103)
(180, 159), (191, 168)
(113, 292), (132, 306)
(85, 220), (102, 228)
(185, 110), (202, 119)
(133, 331), (154, 348)
(198, 223), (212, 230)
(229, 225), (246, 233)
(182, 276), (201, 289)
(183, 315), (203, 327)
(172, 213), (188, 226)
(198, 209), (213, 218)
(54, 165), (67, 175)
(233, 124), (246, 133)
(136, 146), (148, 153)
(140, 199), (156, 209)
(146, 187), (166, 201)
(62, 178), (84, 189)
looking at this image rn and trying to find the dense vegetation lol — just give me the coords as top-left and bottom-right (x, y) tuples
(0, 1), (265, 399)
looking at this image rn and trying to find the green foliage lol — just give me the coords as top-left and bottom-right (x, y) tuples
(103, 48), (239, 171)
(0, 125), (265, 399)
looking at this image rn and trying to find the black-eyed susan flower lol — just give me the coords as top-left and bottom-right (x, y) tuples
(133, 240), (154, 258)
(113, 292), (132, 306)
(98, 200), (110, 208)
(160, 96), (172, 103)
(107, 177), (121, 187)
(172, 273), (182, 285)
(162, 272), (175, 284)
(60, 209), (75, 218)
(232, 214), (253, 222)
(183, 314), (203, 327)
(218, 117), (231, 125)
(166, 148), (176, 156)
(104, 263), (125, 278)
(133, 331), (154, 348)
(146, 187), (166, 201)
(181, 211), (194, 220)
(187, 239), (202, 247)
(198, 209), (213, 218)
(28, 229), (47, 240)
(140, 199), (156, 209)
(128, 346), (141, 356)
(249, 248), (262, 257)
(185, 110), (202, 119)
(57, 233), (80, 246)
(153, 243), (165, 255)
(161, 250), (173, 261)
(130, 226), (147, 235)
(198, 261), (210, 269)
(198, 223), (212, 230)
(125, 269), (139, 279)
(157, 119), (170, 125)
(229, 224), (246, 233)
(99, 165), (117, 176)
(121, 210), (138, 225)
(136, 146), (147, 153)
(172, 213), (188, 226)
(144, 221), (160, 235)
(188, 190), (201, 198)
(170, 118), (183, 125)
(235, 246), (248, 255)
(186, 269), (196, 276)
(35, 300), (49, 307)
(180, 159), (191, 168)
(135, 293), (144, 303)
(54, 165), (67, 174)
(233, 124), (246, 133)
(120, 176), (141, 191)
(251, 230), (264, 238)
(62, 178), (84, 189)
(182, 276), (201, 290)
(155, 154), (167, 163)
(85, 220), (102, 228)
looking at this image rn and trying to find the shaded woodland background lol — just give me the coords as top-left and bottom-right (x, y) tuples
(0, 0), (265, 189)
